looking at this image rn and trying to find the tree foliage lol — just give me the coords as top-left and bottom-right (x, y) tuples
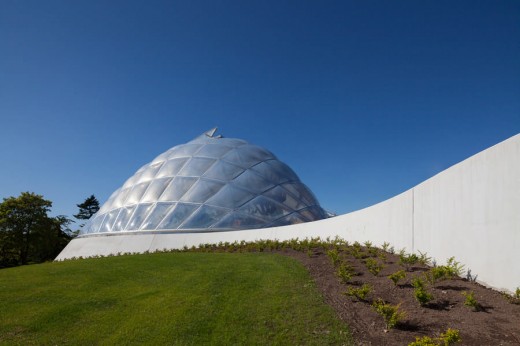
(0, 192), (72, 268)
(74, 195), (100, 220)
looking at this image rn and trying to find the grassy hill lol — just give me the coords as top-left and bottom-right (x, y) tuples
(0, 252), (352, 345)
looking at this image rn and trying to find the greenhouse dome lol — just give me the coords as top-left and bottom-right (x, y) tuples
(81, 128), (327, 235)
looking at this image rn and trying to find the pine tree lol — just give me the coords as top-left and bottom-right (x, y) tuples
(74, 195), (100, 220)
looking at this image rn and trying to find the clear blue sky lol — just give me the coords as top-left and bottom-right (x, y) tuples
(1, 0), (519, 221)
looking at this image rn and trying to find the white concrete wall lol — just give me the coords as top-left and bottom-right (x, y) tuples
(56, 134), (520, 292)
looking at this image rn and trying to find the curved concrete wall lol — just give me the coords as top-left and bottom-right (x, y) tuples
(57, 134), (520, 292)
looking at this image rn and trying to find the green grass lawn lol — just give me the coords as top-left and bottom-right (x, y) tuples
(0, 252), (352, 345)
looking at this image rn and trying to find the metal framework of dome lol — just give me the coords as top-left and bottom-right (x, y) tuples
(82, 128), (327, 235)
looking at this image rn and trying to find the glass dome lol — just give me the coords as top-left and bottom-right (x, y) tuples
(81, 128), (327, 235)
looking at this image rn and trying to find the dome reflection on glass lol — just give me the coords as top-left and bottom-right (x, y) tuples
(81, 128), (327, 235)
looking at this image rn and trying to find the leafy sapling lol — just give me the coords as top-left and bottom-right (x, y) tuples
(372, 299), (406, 330)
(412, 278), (433, 306)
(462, 291), (481, 311)
(365, 258), (384, 276)
(344, 284), (372, 301)
(336, 262), (355, 284)
(388, 270), (406, 286)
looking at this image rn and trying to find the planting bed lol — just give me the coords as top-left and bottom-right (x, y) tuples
(276, 244), (520, 345)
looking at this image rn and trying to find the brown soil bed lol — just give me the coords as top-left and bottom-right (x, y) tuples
(276, 247), (520, 345)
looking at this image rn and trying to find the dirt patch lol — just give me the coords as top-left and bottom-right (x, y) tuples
(276, 247), (520, 345)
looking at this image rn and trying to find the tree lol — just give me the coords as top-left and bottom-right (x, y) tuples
(0, 192), (73, 267)
(74, 195), (100, 223)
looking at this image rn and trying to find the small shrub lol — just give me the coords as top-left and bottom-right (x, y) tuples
(400, 253), (419, 271)
(336, 263), (355, 284)
(372, 298), (406, 329)
(344, 284), (372, 301)
(409, 328), (461, 346)
(365, 258), (384, 276)
(381, 241), (391, 252)
(388, 270), (406, 286)
(412, 278), (433, 306)
(363, 240), (373, 249)
(326, 248), (340, 266)
(462, 291), (481, 311)
(440, 328), (462, 345)
(418, 251), (432, 266)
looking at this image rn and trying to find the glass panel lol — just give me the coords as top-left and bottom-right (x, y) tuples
(141, 177), (173, 202)
(122, 171), (144, 189)
(203, 160), (244, 181)
(125, 182), (151, 205)
(140, 203), (175, 230)
(212, 212), (266, 230)
(180, 205), (230, 229)
(234, 145), (276, 168)
(167, 144), (203, 158)
(281, 182), (318, 206)
(297, 206), (325, 221)
(269, 212), (307, 227)
(233, 170), (273, 193)
(157, 203), (199, 230)
(238, 196), (291, 220)
(111, 187), (132, 209)
(158, 177), (198, 201)
(196, 144), (233, 158)
(125, 203), (154, 230)
(177, 157), (216, 177)
(136, 163), (163, 184)
(263, 185), (305, 211)
(205, 184), (255, 209)
(180, 179), (225, 204)
(151, 148), (174, 164)
(252, 160), (299, 184)
(98, 209), (120, 233)
(113, 205), (137, 232)
(98, 189), (119, 214)
(155, 158), (189, 178)
(87, 214), (105, 234)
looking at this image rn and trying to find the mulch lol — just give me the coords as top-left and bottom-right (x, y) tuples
(277, 247), (520, 346)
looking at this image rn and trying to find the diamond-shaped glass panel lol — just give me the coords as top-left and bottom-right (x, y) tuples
(125, 203), (153, 230)
(203, 160), (244, 181)
(125, 182), (150, 205)
(180, 179), (225, 204)
(136, 163), (163, 184)
(155, 158), (189, 178)
(178, 158), (216, 177)
(252, 160), (299, 184)
(112, 205), (137, 232)
(270, 212), (307, 227)
(263, 185), (305, 211)
(180, 205), (230, 229)
(140, 203), (175, 230)
(196, 144), (233, 158)
(157, 203), (199, 230)
(238, 196), (290, 220)
(212, 212), (266, 230)
(205, 183), (255, 209)
(167, 144), (202, 158)
(111, 187), (132, 209)
(281, 182), (317, 206)
(233, 170), (273, 193)
(98, 209), (120, 233)
(158, 177), (198, 201)
(141, 177), (172, 203)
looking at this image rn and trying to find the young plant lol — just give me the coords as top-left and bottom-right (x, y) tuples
(412, 278), (433, 306)
(381, 241), (391, 252)
(462, 291), (481, 311)
(365, 258), (384, 276)
(408, 328), (461, 346)
(372, 298), (406, 330)
(344, 284), (372, 301)
(418, 251), (432, 266)
(336, 262), (355, 284)
(363, 240), (373, 249)
(388, 270), (406, 286)
(326, 248), (340, 266)
(400, 253), (419, 271)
